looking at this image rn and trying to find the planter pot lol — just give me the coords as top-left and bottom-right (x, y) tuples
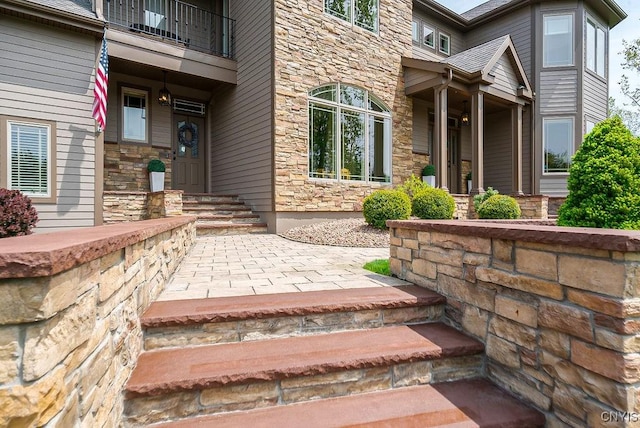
(423, 175), (436, 187)
(467, 180), (472, 194)
(149, 172), (165, 192)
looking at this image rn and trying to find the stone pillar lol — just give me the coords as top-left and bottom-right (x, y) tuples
(471, 91), (484, 194)
(512, 104), (524, 195)
(433, 87), (448, 190)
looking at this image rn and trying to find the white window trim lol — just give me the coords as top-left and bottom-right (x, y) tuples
(586, 15), (606, 78)
(324, 0), (379, 34)
(121, 86), (149, 144)
(543, 116), (574, 175)
(543, 12), (574, 68)
(308, 83), (392, 184)
(412, 20), (420, 44)
(1, 116), (57, 203)
(439, 32), (451, 55)
(423, 24), (435, 49)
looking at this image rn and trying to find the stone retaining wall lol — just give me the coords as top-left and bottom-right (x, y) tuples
(0, 217), (196, 427)
(388, 220), (640, 427)
(452, 194), (548, 220)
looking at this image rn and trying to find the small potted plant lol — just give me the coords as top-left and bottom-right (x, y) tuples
(148, 159), (166, 192)
(422, 164), (436, 187)
(466, 171), (473, 194)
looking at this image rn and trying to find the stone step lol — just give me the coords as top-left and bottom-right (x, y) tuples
(142, 286), (445, 350)
(154, 379), (545, 428)
(182, 203), (250, 212)
(195, 223), (269, 236)
(123, 323), (485, 426)
(182, 193), (240, 203)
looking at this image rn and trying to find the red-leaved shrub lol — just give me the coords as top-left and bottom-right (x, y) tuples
(0, 188), (39, 238)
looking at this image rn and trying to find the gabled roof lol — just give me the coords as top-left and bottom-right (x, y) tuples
(442, 35), (509, 74)
(461, 0), (515, 21)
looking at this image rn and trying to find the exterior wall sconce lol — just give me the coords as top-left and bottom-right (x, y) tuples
(461, 100), (470, 126)
(158, 70), (172, 107)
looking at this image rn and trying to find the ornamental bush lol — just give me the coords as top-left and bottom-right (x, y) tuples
(412, 187), (455, 220)
(362, 189), (411, 229)
(557, 116), (640, 229)
(473, 186), (499, 212)
(0, 188), (39, 238)
(147, 159), (166, 172)
(476, 194), (521, 219)
(397, 175), (430, 214)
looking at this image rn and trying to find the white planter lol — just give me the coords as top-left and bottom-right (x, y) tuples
(467, 180), (473, 194)
(423, 175), (436, 187)
(149, 172), (165, 192)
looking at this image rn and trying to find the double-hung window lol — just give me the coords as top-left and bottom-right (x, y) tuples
(586, 17), (606, 77)
(543, 117), (574, 174)
(122, 87), (148, 143)
(543, 14), (574, 67)
(1, 117), (56, 202)
(309, 83), (391, 183)
(324, 0), (379, 33)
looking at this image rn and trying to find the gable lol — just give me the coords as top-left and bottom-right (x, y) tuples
(490, 52), (521, 94)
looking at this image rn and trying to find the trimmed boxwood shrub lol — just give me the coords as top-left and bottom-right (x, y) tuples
(558, 116), (640, 229)
(476, 194), (521, 219)
(473, 186), (499, 212)
(397, 175), (430, 214)
(147, 159), (166, 172)
(362, 189), (411, 229)
(412, 188), (455, 219)
(0, 188), (39, 238)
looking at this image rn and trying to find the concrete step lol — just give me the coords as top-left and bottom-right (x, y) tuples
(141, 286), (445, 350)
(195, 223), (268, 236)
(154, 379), (545, 428)
(180, 193), (265, 235)
(194, 213), (262, 223)
(182, 193), (240, 203)
(123, 323), (485, 426)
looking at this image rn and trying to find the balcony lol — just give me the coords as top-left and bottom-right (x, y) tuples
(104, 0), (235, 59)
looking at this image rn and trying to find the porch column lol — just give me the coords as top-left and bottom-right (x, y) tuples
(471, 91), (484, 194)
(512, 104), (524, 195)
(433, 87), (448, 190)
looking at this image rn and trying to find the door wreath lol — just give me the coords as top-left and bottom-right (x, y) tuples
(178, 122), (198, 148)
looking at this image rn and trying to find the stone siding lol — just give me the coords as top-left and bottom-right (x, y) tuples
(103, 191), (184, 223)
(515, 195), (548, 220)
(388, 220), (640, 427)
(0, 218), (196, 427)
(273, 0), (413, 212)
(105, 143), (172, 192)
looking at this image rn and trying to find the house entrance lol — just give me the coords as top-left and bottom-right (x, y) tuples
(173, 114), (205, 193)
(447, 128), (460, 193)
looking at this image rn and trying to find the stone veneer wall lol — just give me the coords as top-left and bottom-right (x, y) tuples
(0, 217), (195, 426)
(272, 0), (413, 212)
(388, 220), (640, 427)
(103, 191), (184, 223)
(453, 195), (548, 220)
(105, 143), (172, 192)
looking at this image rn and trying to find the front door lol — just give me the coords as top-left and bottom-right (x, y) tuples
(447, 128), (460, 193)
(173, 114), (205, 193)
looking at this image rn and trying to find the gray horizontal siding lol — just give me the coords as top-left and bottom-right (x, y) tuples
(466, 5), (532, 81)
(412, 10), (464, 57)
(210, 0), (273, 212)
(490, 55), (520, 94)
(583, 72), (607, 121)
(483, 110), (512, 194)
(540, 176), (569, 196)
(539, 70), (578, 114)
(412, 98), (429, 153)
(0, 15), (97, 231)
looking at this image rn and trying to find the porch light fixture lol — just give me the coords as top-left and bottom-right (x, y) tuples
(461, 100), (470, 126)
(158, 70), (172, 107)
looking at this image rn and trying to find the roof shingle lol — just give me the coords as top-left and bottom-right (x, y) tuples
(461, 0), (516, 21)
(441, 35), (509, 74)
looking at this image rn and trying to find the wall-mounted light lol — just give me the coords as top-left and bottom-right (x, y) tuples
(158, 70), (172, 107)
(461, 100), (470, 126)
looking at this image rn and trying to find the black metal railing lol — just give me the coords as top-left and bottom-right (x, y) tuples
(105, 0), (235, 58)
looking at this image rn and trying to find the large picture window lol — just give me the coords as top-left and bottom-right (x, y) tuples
(324, 0), (379, 33)
(543, 117), (574, 174)
(122, 87), (148, 143)
(309, 83), (391, 183)
(1, 117), (56, 202)
(587, 18), (606, 77)
(543, 14), (574, 67)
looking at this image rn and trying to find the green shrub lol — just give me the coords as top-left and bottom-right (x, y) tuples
(473, 186), (499, 212)
(476, 195), (521, 219)
(412, 187), (455, 219)
(397, 175), (430, 199)
(362, 189), (411, 229)
(422, 164), (435, 176)
(557, 116), (640, 229)
(147, 159), (166, 172)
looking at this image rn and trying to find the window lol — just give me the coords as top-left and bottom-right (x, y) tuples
(122, 88), (148, 143)
(543, 14), (573, 67)
(587, 18), (606, 77)
(423, 25), (435, 49)
(412, 21), (419, 43)
(1, 117), (56, 202)
(439, 33), (450, 55)
(543, 117), (574, 174)
(325, 0), (379, 33)
(585, 118), (597, 135)
(309, 83), (391, 183)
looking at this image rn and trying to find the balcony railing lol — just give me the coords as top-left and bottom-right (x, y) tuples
(105, 0), (235, 58)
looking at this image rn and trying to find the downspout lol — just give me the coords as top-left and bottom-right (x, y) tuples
(433, 68), (453, 190)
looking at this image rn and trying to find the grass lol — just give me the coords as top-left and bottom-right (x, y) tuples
(363, 259), (391, 276)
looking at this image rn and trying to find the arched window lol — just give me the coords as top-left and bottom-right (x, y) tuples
(308, 83), (391, 183)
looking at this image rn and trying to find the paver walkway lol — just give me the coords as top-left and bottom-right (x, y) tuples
(158, 234), (408, 301)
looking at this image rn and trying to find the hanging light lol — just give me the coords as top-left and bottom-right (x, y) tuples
(461, 100), (470, 126)
(158, 70), (172, 107)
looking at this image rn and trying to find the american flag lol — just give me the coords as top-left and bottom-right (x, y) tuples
(93, 36), (108, 131)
